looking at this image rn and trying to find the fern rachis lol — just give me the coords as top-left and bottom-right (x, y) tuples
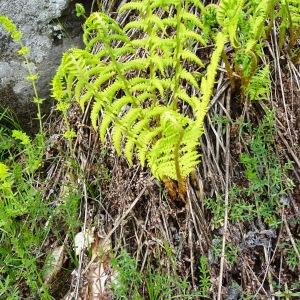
(52, 0), (225, 191)
(211, 0), (277, 92)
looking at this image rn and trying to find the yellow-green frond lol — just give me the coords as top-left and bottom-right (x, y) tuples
(52, 1), (224, 184)
(198, 32), (226, 126)
(119, 2), (146, 13)
(179, 68), (199, 89)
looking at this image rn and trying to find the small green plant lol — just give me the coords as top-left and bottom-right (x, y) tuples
(0, 16), (82, 299)
(0, 17), (47, 297)
(145, 266), (192, 300)
(212, 238), (240, 267)
(205, 193), (227, 228)
(0, 130), (82, 298)
(245, 65), (271, 101)
(198, 255), (211, 297)
(52, 1), (226, 193)
(0, 16), (45, 133)
(0, 15), (46, 174)
(111, 250), (203, 299)
(0, 106), (21, 161)
(274, 283), (300, 299)
(205, 111), (293, 229)
(75, 3), (86, 18)
(278, 0), (300, 63)
(282, 239), (300, 271)
(0, 145), (51, 298)
(240, 110), (293, 228)
(205, 185), (256, 228)
(111, 251), (143, 299)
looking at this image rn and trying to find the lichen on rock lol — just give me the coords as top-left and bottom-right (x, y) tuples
(0, 0), (84, 131)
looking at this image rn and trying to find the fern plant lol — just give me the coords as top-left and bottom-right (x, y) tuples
(52, 1), (225, 192)
(279, 0), (300, 61)
(210, 0), (277, 89)
(245, 65), (271, 101)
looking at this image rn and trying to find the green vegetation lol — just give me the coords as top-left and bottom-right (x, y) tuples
(198, 256), (211, 296)
(279, 0), (300, 53)
(1, 0), (300, 298)
(0, 132), (80, 298)
(206, 111), (293, 228)
(52, 0), (300, 187)
(111, 250), (205, 299)
(52, 3), (226, 186)
(0, 132), (49, 298)
(203, 0), (276, 91)
(0, 16), (80, 299)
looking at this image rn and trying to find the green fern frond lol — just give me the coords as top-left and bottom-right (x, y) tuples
(180, 49), (204, 66)
(83, 13), (128, 51)
(283, 0), (300, 29)
(112, 125), (123, 155)
(176, 89), (200, 113)
(151, 0), (181, 9)
(91, 100), (103, 129)
(279, 0), (300, 48)
(161, 17), (177, 27)
(137, 127), (162, 166)
(217, 0), (244, 48)
(216, 0), (277, 51)
(179, 68), (199, 89)
(99, 95), (132, 141)
(52, 0), (225, 184)
(124, 138), (136, 165)
(182, 11), (204, 30)
(78, 71), (116, 108)
(124, 20), (148, 32)
(111, 107), (143, 155)
(244, 0), (277, 51)
(245, 65), (271, 101)
(118, 1), (146, 13)
(183, 29), (207, 46)
(198, 32), (226, 126)
(121, 58), (151, 72)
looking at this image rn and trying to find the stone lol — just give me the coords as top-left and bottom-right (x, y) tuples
(0, 0), (84, 131)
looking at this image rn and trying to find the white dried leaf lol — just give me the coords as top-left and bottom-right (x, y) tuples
(87, 262), (110, 299)
(87, 237), (112, 299)
(74, 228), (95, 256)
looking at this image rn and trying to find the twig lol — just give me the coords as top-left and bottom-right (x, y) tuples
(265, 245), (275, 300)
(252, 243), (274, 299)
(74, 181), (89, 299)
(217, 91), (231, 300)
(283, 214), (300, 263)
(82, 186), (147, 275)
(104, 186), (147, 243)
(273, 24), (292, 137)
(245, 261), (269, 296)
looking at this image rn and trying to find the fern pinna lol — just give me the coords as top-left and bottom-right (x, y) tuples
(216, 0), (277, 50)
(279, 0), (300, 51)
(207, 0), (277, 89)
(52, 0), (225, 187)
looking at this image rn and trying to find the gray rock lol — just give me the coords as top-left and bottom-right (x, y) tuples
(0, 0), (84, 131)
(225, 283), (242, 300)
